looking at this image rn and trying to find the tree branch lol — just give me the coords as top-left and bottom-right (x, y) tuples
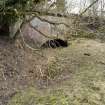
(80, 0), (99, 16)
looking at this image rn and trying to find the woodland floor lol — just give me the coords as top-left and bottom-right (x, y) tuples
(1, 36), (105, 105)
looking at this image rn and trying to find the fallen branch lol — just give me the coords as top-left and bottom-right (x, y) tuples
(19, 25), (46, 58)
(19, 24), (40, 51)
(29, 22), (57, 39)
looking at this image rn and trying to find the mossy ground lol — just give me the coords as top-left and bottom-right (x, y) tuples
(8, 38), (105, 105)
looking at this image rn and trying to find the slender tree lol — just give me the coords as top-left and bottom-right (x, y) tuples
(56, 0), (66, 12)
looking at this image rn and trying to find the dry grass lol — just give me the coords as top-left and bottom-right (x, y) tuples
(7, 38), (105, 105)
